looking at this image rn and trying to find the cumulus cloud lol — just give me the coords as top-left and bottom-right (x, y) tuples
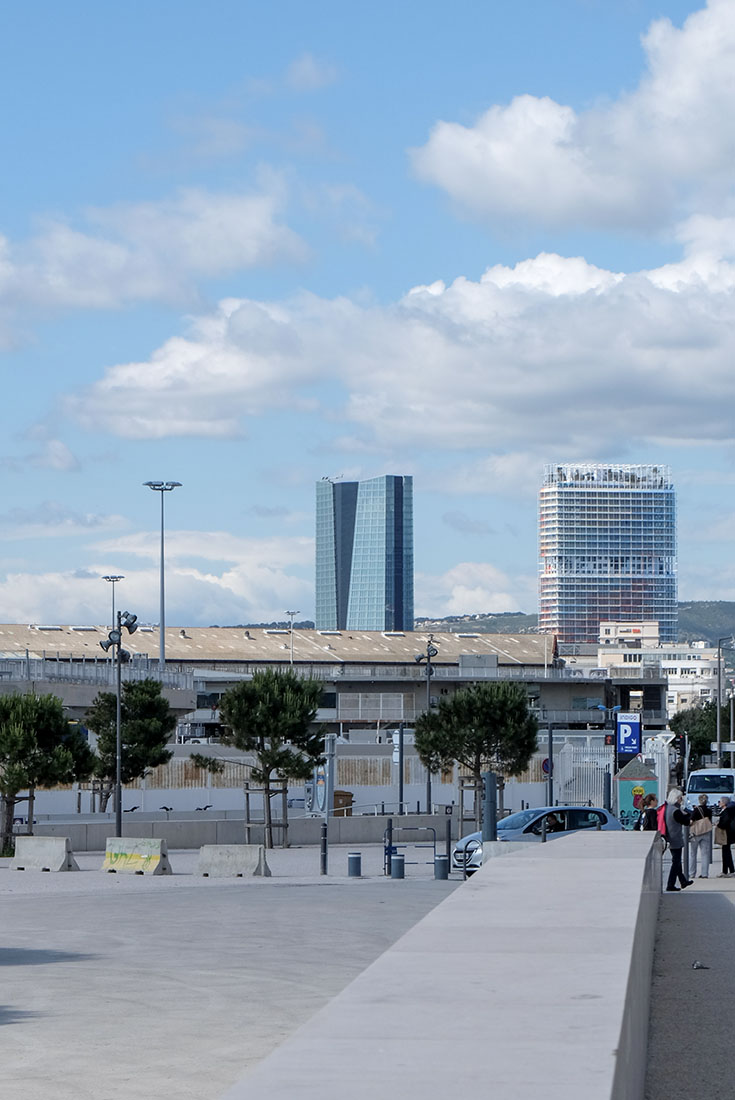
(416, 561), (535, 617)
(0, 184), (305, 316)
(0, 530), (315, 626)
(411, 0), (735, 231)
(66, 246), (735, 487)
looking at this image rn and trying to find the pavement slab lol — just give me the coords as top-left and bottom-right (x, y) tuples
(0, 845), (456, 1100)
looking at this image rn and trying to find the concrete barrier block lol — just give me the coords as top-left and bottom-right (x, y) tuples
(101, 837), (172, 875)
(196, 844), (271, 878)
(10, 835), (79, 872)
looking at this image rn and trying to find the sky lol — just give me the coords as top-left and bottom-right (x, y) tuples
(0, 0), (733, 628)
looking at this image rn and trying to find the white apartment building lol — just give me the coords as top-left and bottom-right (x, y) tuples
(592, 640), (717, 718)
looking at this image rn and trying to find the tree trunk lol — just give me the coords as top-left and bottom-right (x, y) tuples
(1, 791), (16, 854)
(263, 774), (273, 849)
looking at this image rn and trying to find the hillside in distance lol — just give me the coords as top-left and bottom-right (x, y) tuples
(417, 602), (735, 643)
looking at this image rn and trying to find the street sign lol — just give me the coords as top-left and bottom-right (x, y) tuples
(616, 712), (641, 754)
(710, 742), (735, 753)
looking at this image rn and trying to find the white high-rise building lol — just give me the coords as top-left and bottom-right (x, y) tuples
(539, 464), (677, 644)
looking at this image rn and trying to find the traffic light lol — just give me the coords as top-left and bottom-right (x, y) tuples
(604, 734), (614, 747)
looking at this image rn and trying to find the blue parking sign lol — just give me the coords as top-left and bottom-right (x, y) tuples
(616, 712), (641, 754)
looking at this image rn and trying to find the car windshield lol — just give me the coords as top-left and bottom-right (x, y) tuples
(688, 775), (735, 794)
(497, 809), (540, 831)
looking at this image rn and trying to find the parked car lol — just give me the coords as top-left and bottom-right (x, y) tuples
(451, 805), (623, 873)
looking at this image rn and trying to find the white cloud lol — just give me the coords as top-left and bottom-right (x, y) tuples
(0, 185), (305, 316)
(65, 247), (735, 486)
(411, 1), (735, 231)
(416, 562), (536, 617)
(29, 439), (80, 472)
(0, 531), (315, 626)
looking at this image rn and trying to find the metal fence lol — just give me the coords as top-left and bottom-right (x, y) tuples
(0, 658), (193, 690)
(554, 744), (613, 807)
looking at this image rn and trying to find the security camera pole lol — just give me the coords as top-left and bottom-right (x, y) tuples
(100, 611), (139, 836)
(415, 636), (439, 813)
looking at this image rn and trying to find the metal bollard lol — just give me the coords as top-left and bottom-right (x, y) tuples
(348, 851), (362, 878)
(434, 854), (449, 880)
(391, 853), (405, 879)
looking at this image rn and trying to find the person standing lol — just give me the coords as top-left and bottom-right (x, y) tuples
(688, 794), (713, 879)
(665, 788), (693, 893)
(716, 796), (735, 877)
(638, 792), (659, 831)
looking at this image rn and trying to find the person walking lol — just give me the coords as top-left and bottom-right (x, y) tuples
(638, 792), (659, 831)
(716, 796), (735, 877)
(665, 788), (693, 893)
(688, 793), (713, 879)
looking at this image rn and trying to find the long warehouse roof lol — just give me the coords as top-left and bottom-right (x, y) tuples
(0, 625), (555, 666)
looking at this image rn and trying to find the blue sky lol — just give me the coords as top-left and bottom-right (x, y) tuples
(0, 0), (732, 627)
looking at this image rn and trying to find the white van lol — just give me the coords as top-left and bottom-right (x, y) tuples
(685, 769), (735, 809)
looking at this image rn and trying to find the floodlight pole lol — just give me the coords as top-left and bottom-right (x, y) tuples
(144, 481), (181, 675)
(286, 610), (299, 666)
(102, 575), (124, 631)
(115, 610), (123, 838)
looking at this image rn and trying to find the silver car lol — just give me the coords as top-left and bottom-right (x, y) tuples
(452, 805), (622, 873)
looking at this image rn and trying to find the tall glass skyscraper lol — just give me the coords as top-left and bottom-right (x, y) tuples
(315, 475), (414, 631)
(538, 464), (677, 644)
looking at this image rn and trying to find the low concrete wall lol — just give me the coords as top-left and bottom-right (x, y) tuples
(31, 813), (452, 851)
(221, 832), (661, 1100)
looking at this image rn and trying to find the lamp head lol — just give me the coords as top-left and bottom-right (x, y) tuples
(121, 611), (138, 634)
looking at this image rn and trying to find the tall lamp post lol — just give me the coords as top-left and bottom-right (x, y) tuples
(100, 611), (139, 837)
(715, 637), (734, 766)
(415, 636), (439, 813)
(144, 481), (181, 675)
(286, 610), (299, 666)
(102, 575), (124, 630)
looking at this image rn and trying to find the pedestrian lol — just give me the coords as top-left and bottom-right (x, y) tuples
(665, 788), (693, 893)
(716, 796), (735, 877)
(638, 792), (659, 831)
(688, 793), (713, 879)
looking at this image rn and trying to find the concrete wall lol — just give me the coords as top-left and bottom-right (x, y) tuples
(28, 813), (457, 851)
(221, 831), (661, 1100)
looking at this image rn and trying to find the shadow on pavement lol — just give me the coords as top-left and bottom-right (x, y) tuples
(646, 890), (734, 1098)
(0, 1005), (38, 1026)
(0, 947), (97, 966)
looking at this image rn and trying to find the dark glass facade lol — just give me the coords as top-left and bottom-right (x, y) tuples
(315, 476), (414, 631)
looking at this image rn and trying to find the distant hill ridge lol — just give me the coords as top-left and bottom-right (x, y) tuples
(417, 602), (735, 645)
(228, 602), (735, 645)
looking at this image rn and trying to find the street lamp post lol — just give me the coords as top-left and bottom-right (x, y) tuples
(102, 575), (124, 631)
(285, 610), (299, 666)
(715, 637), (734, 766)
(100, 611), (139, 837)
(415, 636), (439, 814)
(144, 481), (181, 675)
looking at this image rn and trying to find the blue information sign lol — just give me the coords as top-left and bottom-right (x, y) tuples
(616, 712), (641, 755)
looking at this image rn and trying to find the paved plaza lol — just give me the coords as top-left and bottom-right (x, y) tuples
(1, 845), (457, 1100)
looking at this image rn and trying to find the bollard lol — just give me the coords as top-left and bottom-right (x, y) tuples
(390, 853), (405, 879)
(348, 851), (362, 878)
(434, 854), (449, 880)
(320, 821), (328, 875)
